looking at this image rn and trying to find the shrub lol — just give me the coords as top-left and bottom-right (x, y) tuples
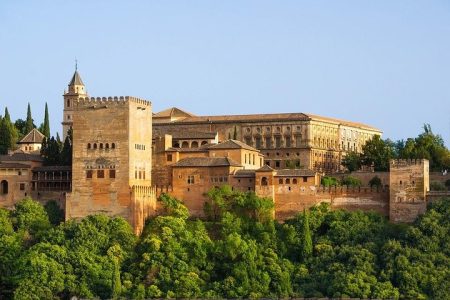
(369, 176), (382, 188)
(430, 181), (446, 191)
(445, 179), (450, 190)
(341, 176), (362, 187)
(321, 176), (340, 187)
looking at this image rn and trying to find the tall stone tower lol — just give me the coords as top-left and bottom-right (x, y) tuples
(389, 159), (429, 223)
(65, 94), (156, 234)
(62, 69), (87, 139)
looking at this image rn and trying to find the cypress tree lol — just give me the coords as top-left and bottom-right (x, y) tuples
(25, 103), (34, 134)
(43, 102), (50, 138)
(0, 107), (18, 154)
(301, 209), (313, 260)
(61, 135), (72, 166)
(233, 126), (237, 140)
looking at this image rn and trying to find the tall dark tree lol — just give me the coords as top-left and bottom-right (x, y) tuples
(300, 209), (313, 260)
(43, 102), (50, 138)
(41, 136), (61, 166)
(0, 107), (18, 154)
(233, 126), (238, 140)
(60, 134), (72, 166)
(25, 103), (34, 134)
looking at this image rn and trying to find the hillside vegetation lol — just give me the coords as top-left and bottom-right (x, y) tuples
(0, 188), (449, 299)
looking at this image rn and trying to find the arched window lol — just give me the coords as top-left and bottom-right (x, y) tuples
(278, 178), (283, 184)
(87, 143), (91, 149)
(67, 100), (70, 107)
(174, 142), (180, 148)
(1, 180), (8, 194)
(111, 143), (116, 149)
(191, 141), (199, 148)
(93, 143), (97, 149)
(201, 141), (208, 146)
(105, 143), (109, 149)
(286, 178), (291, 184)
(181, 141), (189, 148)
(293, 178), (298, 184)
(261, 177), (268, 186)
(100, 143), (103, 149)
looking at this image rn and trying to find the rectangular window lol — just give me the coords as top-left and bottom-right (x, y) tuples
(187, 175), (195, 184)
(109, 169), (116, 179)
(296, 136), (302, 147)
(20, 183), (25, 191)
(245, 137), (252, 146)
(275, 136), (281, 148)
(285, 137), (291, 147)
(97, 170), (105, 178)
(265, 137), (272, 148)
(275, 161), (280, 168)
(255, 137), (261, 149)
(86, 170), (93, 179)
(167, 154), (173, 162)
(303, 176), (308, 182)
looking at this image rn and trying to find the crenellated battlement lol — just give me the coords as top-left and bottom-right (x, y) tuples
(74, 96), (151, 108)
(390, 159), (427, 168)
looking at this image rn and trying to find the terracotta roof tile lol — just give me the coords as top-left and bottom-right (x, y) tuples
(172, 157), (241, 167)
(0, 163), (31, 169)
(18, 128), (45, 144)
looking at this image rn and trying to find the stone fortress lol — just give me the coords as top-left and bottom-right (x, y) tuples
(0, 70), (445, 233)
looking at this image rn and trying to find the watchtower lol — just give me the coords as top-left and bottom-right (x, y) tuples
(389, 159), (429, 222)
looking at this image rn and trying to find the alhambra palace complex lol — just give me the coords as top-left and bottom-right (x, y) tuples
(0, 70), (446, 234)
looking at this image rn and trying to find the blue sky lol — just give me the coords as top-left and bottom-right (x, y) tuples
(0, 1), (449, 145)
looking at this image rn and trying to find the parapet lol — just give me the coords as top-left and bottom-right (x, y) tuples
(74, 96), (151, 109)
(390, 159), (428, 168)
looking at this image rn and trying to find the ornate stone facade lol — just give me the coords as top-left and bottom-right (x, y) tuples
(153, 108), (382, 173)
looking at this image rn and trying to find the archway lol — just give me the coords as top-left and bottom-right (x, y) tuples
(1, 180), (8, 195)
(261, 177), (268, 186)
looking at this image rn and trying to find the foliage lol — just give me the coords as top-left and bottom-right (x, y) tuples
(369, 176), (382, 188)
(44, 200), (65, 225)
(1, 196), (450, 299)
(446, 179), (450, 189)
(43, 102), (50, 138)
(321, 176), (340, 187)
(360, 135), (394, 171)
(341, 175), (362, 187)
(430, 181), (446, 191)
(25, 102), (35, 135)
(341, 151), (361, 172)
(0, 107), (19, 154)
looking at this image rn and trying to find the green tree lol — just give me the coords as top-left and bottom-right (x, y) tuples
(43, 102), (50, 138)
(0, 107), (18, 154)
(233, 126), (237, 140)
(25, 103), (34, 134)
(321, 176), (340, 187)
(341, 176), (362, 187)
(368, 176), (382, 188)
(342, 151), (361, 172)
(360, 135), (394, 171)
(300, 210), (313, 260)
(13, 197), (51, 236)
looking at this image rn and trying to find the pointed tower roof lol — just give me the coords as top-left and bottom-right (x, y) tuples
(68, 70), (84, 86)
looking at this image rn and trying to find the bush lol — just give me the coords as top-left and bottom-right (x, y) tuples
(430, 181), (446, 191)
(321, 176), (340, 187)
(445, 179), (450, 189)
(369, 176), (382, 188)
(341, 176), (362, 187)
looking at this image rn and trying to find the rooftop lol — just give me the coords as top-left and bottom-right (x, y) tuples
(0, 152), (43, 163)
(69, 70), (84, 86)
(172, 157), (241, 167)
(207, 139), (259, 152)
(18, 128), (45, 144)
(0, 163), (31, 169)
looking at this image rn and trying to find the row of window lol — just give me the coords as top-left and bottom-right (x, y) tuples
(86, 169), (116, 179)
(175, 141), (209, 149)
(245, 135), (303, 149)
(245, 125), (303, 134)
(87, 143), (116, 150)
(266, 152), (301, 157)
(135, 144), (146, 150)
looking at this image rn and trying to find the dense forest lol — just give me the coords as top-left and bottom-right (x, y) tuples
(1, 187), (449, 299)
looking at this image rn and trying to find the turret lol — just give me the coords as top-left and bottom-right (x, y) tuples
(62, 68), (88, 139)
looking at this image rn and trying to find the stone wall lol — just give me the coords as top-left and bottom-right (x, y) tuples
(389, 159), (429, 223)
